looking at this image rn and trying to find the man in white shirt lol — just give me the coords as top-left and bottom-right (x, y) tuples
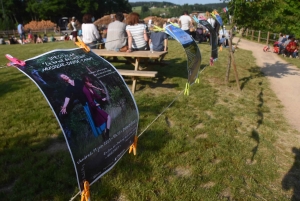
(219, 26), (229, 46)
(207, 17), (215, 28)
(179, 11), (192, 35)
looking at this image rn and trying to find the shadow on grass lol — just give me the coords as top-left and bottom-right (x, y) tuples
(239, 66), (264, 90)
(113, 58), (197, 93)
(0, 133), (75, 200)
(250, 81), (264, 162)
(140, 62), (208, 91)
(111, 58), (209, 92)
(0, 99), (172, 200)
(0, 69), (29, 98)
(250, 129), (260, 162)
(92, 127), (173, 200)
(257, 82), (264, 128)
(282, 147), (300, 201)
(239, 61), (299, 91)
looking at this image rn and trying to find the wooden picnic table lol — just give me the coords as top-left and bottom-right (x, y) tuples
(92, 49), (168, 70)
(92, 49), (168, 93)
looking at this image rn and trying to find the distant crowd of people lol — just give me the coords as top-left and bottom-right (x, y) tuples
(82, 10), (220, 53)
(0, 23), (57, 45)
(69, 12), (169, 53)
(7, 11), (297, 60)
(1, 10), (225, 50)
(273, 33), (298, 58)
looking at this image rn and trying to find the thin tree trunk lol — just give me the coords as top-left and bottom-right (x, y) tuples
(225, 51), (231, 83)
(228, 30), (241, 91)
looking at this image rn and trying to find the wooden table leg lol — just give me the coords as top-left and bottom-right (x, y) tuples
(132, 58), (141, 93)
(159, 54), (166, 62)
(144, 58), (148, 68)
(134, 58), (140, 71)
(131, 76), (136, 94)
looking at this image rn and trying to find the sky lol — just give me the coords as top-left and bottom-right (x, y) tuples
(128, 0), (223, 5)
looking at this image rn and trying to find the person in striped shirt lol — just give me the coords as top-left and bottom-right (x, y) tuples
(126, 12), (149, 52)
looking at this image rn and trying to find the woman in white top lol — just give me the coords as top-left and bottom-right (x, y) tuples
(126, 12), (148, 52)
(81, 14), (101, 49)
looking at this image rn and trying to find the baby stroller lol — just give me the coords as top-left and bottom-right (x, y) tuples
(272, 41), (280, 53)
(195, 27), (205, 43)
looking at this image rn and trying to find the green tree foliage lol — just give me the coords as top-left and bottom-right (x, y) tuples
(26, 0), (71, 21)
(141, 5), (149, 12)
(228, 0), (300, 36)
(76, 0), (99, 15)
(130, 1), (176, 8)
(0, 0), (132, 28)
(277, 0), (300, 36)
(167, 3), (220, 18)
(101, 0), (131, 16)
(0, 16), (14, 30)
(1, 0), (26, 24)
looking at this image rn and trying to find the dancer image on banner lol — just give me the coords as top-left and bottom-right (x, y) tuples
(81, 74), (111, 141)
(31, 69), (47, 85)
(60, 74), (86, 115)
(59, 74), (86, 139)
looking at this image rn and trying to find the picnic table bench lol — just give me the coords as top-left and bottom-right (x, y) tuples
(92, 49), (168, 93)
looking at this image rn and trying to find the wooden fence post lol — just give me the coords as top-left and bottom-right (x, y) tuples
(266, 31), (270, 45)
(251, 30), (254, 40)
(258, 30), (261, 43)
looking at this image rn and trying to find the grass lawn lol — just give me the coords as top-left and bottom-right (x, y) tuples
(280, 54), (300, 68)
(132, 6), (171, 17)
(0, 39), (299, 200)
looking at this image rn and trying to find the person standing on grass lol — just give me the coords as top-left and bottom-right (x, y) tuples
(178, 11), (192, 35)
(105, 12), (128, 52)
(17, 23), (25, 44)
(71, 16), (78, 42)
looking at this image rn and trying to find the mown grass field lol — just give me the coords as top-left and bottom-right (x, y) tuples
(132, 6), (171, 17)
(0, 39), (299, 200)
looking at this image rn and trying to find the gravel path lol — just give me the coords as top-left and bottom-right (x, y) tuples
(232, 37), (300, 132)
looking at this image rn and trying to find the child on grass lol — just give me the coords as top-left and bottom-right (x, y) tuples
(36, 35), (43, 43)
(149, 21), (168, 52)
